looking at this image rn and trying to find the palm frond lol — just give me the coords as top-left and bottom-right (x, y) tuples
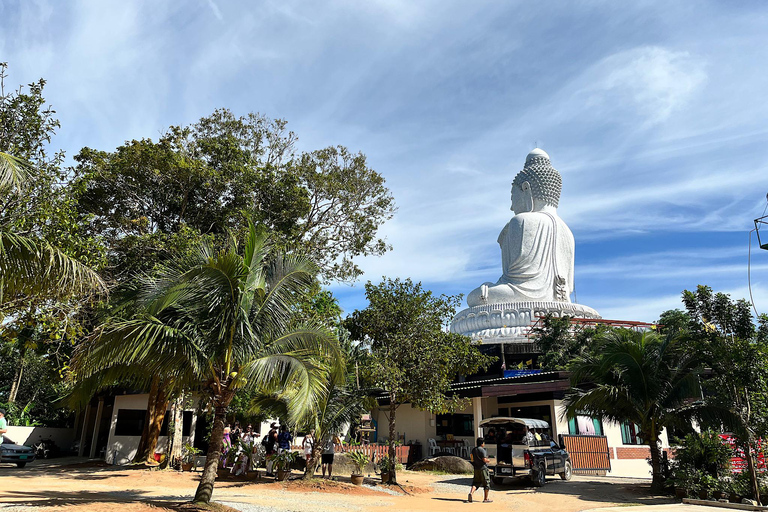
(0, 231), (106, 301)
(0, 151), (33, 192)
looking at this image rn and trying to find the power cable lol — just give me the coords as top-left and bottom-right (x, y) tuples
(749, 197), (768, 316)
(748, 229), (759, 316)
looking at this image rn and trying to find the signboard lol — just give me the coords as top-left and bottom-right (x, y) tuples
(719, 434), (766, 473)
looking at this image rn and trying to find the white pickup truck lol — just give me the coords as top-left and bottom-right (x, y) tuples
(479, 417), (572, 486)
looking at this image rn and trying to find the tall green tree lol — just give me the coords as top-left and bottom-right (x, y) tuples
(72, 225), (339, 504)
(1, 63), (105, 412)
(532, 314), (607, 370)
(344, 278), (493, 484)
(72, 108), (395, 283)
(681, 285), (768, 504)
(565, 329), (701, 491)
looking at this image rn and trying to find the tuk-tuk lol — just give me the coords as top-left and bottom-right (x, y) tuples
(478, 417), (572, 486)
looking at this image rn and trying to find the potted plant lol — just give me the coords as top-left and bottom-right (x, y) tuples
(698, 474), (717, 500)
(347, 451), (370, 486)
(271, 450), (298, 481)
(378, 455), (393, 483)
(182, 443), (203, 471)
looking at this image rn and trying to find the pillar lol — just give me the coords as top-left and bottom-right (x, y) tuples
(89, 396), (105, 459)
(78, 403), (92, 458)
(472, 396), (483, 440)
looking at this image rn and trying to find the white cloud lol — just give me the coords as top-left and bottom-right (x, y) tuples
(575, 46), (707, 125)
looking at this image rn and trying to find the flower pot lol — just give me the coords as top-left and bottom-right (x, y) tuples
(381, 472), (390, 483)
(729, 494), (741, 503)
(675, 488), (687, 499)
(698, 490), (708, 500)
(713, 491), (723, 500)
(276, 469), (291, 481)
(351, 474), (365, 486)
(181, 462), (194, 472)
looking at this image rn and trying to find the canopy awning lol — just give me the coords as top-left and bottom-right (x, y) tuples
(478, 417), (550, 429)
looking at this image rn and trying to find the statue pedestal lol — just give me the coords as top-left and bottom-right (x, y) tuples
(450, 301), (601, 344)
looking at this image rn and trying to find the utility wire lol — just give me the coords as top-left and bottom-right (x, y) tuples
(748, 229), (759, 316)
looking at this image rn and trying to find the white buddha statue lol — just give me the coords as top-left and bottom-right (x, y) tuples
(466, 149), (574, 307)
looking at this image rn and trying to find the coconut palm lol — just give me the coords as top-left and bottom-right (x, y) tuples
(0, 151), (105, 303)
(564, 329), (701, 491)
(250, 367), (368, 478)
(73, 224), (339, 504)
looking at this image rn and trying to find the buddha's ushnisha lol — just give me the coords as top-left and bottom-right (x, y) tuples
(466, 149), (574, 307)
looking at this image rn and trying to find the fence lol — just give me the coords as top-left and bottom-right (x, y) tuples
(560, 434), (611, 473)
(334, 444), (411, 464)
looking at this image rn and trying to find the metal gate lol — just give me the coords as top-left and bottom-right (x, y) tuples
(560, 435), (611, 473)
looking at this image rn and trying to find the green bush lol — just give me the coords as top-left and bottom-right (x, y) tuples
(347, 451), (370, 475)
(668, 430), (732, 493)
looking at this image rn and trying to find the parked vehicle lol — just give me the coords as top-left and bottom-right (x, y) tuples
(0, 441), (37, 468)
(32, 436), (59, 459)
(478, 417), (572, 486)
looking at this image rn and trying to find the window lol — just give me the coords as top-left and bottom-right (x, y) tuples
(620, 422), (644, 445)
(114, 409), (146, 436)
(436, 414), (474, 437)
(568, 415), (604, 436)
(159, 411), (194, 437)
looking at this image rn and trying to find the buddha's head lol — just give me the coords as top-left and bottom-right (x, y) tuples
(510, 148), (562, 214)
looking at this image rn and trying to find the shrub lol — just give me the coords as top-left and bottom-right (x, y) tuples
(347, 451), (370, 475)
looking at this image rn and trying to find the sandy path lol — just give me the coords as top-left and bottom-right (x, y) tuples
(0, 459), (675, 512)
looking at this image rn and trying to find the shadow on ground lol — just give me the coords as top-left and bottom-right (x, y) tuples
(435, 475), (675, 506)
(0, 459), (148, 480)
(0, 489), (185, 508)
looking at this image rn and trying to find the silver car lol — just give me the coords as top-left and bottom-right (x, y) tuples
(1, 440), (36, 468)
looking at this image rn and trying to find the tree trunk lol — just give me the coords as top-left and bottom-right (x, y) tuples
(304, 445), (323, 478)
(746, 439), (761, 505)
(648, 436), (663, 492)
(143, 388), (168, 464)
(161, 394), (184, 470)
(388, 394), (397, 484)
(134, 376), (160, 462)
(193, 388), (234, 504)
(8, 348), (26, 403)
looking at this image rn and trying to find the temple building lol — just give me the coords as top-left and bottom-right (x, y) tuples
(372, 149), (671, 478)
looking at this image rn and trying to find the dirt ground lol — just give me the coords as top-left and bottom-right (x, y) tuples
(0, 458), (676, 512)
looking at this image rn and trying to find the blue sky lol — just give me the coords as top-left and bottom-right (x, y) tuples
(2, 0), (768, 322)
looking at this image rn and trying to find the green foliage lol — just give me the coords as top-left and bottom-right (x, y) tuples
(72, 108), (395, 283)
(72, 224), (340, 503)
(565, 329), (701, 490)
(270, 450), (299, 471)
(182, 442), (203, 462)
(377, 455), (394, 474)
(532, 314), (607, 370)
(0, 400), (42, 427)
(668, 429), (732, 492)
(681, 285), (768, 503)
(0, 63), (105, 422)
(345, 278), (494, 413)
(656, 309), (690, 335)
(347, 451), (370, 475)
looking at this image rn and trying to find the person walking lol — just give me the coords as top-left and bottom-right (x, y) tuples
(302, 429), (315, 469)
(264, 423), (278, 476)
(321, 435), (335, 479)
(277, 424), (292, 453)
(468, 437), (492, 503)
(221, 427), (232, 468)
(0, 409), (8, 443)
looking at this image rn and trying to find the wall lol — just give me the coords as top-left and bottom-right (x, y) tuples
(3, 426), (77, 449)
(106, 394), (197, 465)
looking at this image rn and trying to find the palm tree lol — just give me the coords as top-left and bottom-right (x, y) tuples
(73, 224), (339, 504)
(250, 368), (368, 478)
(564, 329), (701, 490)
(0, 151), (105, 304)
